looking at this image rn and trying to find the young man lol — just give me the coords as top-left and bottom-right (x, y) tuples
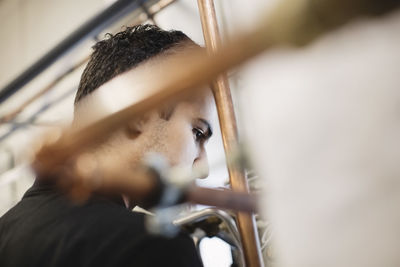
(0, 25), (215, 267)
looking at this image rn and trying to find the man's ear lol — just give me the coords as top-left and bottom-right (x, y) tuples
(158, 103), (175, 121)
(124, 115), (149, 139)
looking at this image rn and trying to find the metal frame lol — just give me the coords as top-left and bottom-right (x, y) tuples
(174, 208), (244, 267)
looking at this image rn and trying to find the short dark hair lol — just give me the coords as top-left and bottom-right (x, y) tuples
(74, 24), (196, 104)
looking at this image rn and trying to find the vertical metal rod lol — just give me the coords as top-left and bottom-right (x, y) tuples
(196, 1), (264, 266)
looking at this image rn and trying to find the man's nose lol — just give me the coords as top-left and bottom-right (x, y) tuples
(193, 149), (209, 179)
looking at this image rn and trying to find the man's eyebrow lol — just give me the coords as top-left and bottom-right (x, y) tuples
(197, 118), (213, 138)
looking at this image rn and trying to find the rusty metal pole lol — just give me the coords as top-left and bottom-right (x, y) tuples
(196, 1), (264, 266)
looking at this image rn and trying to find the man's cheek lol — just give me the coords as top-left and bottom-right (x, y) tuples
(172, 137), (197, 167)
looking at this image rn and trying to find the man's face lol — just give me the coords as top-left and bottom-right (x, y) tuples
(75, 53), (216, 207)
(99, 89), (216, 180)
(132, 90), (215, 178)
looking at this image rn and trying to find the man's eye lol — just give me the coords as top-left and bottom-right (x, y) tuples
(192, 128), (205, 142)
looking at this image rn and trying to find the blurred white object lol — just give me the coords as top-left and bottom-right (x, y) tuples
(242, 10), (400, 267)
(199, 237), (233, 267)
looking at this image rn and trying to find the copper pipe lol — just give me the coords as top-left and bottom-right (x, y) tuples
(197, 0), (263, 266)
(186, 186), (257, 213)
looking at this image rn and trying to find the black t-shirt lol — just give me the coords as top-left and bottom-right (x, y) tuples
(0, 182), (203, 267)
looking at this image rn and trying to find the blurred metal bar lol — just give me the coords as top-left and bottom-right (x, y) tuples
(186, 187), (257, 213)
(0, 0), (148, 104)
(196, 0), (264, 266)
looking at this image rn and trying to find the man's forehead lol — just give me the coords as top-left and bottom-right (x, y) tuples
(182, 89), (216, 127)
(75, 55), (177, 118)
(75, 52), (216, 129)
(87, 51), (211, 108)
